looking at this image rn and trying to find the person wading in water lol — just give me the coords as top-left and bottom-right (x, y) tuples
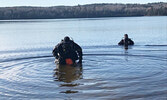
(52, 36), (82, 65)
(118, 34), (134, 49)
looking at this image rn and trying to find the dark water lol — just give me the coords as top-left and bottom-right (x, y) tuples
(0, 16), (167, 100)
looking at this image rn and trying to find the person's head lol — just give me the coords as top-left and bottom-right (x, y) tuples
(124, 34), (128, 39)
(64, 36), (70, 42)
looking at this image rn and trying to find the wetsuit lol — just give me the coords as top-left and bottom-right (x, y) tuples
(52, 40), (82, 64)
(118, 38), (134, 46)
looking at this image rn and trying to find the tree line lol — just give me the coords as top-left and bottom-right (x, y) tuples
(0, 2), (166, 20)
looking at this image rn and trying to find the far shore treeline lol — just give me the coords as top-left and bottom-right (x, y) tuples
(0, 2), (167, 20)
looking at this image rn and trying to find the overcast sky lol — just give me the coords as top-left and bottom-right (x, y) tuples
(0, 0), (166, 7)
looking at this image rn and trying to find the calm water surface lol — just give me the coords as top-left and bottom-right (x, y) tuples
(0, 16), (167, 100)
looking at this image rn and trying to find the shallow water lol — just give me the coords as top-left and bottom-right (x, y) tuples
(0, 16), (167, 100)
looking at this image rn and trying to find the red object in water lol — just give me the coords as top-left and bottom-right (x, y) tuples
(65, 58), (73, 65)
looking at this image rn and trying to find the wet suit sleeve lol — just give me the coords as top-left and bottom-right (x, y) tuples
(129, 39), (134, 45)
(118, 39), (124, 45)
(73, 42), (83, 63)
(52, 45), (59, 59)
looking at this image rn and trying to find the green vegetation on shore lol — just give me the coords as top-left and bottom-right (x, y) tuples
(0, 2), (166, 20)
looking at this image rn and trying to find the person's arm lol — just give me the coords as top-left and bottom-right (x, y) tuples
(129, 39), (134, 45)
(52, 45), (59, 59)
(118, 39), (124, 45)
(74, 42), (83, 63)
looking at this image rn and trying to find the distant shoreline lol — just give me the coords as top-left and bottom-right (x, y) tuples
(0, 2), (166, 20)
(0, 16), (166, 21)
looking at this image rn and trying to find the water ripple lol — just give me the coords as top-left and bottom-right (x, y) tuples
(0, 46), (167, 99)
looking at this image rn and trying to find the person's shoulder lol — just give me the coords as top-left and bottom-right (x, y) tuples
(120, 39), (124, 41)
(69, 40), (76, 44)
(70, 40), (81, 47)
(56, 41), (64, 46)
(128, 38), (134, 43)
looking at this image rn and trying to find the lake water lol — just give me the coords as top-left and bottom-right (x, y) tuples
(0, 16), (167, 100)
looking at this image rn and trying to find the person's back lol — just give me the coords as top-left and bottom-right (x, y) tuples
(118, 34), (134, 46)
(53, 36), (82, 65)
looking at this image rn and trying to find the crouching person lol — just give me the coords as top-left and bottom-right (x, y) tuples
(52, 36), (82, 65)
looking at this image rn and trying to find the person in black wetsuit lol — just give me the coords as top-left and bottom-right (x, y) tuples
(118, 34), (134, 47)
(52, 36), (82, 65)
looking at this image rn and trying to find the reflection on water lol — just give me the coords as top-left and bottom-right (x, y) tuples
(53, 64), (83, 94)
(53, 64), (83, 83)
(0, 17), (167, 99)
(124, 49), (129, 61)
(124, 45), (128, 50)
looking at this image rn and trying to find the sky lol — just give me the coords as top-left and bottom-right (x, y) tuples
(0, 0), (166, 7)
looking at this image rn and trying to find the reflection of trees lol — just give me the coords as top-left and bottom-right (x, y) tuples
(53, 64), (83, 83)
(0, 2), (166, 19)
